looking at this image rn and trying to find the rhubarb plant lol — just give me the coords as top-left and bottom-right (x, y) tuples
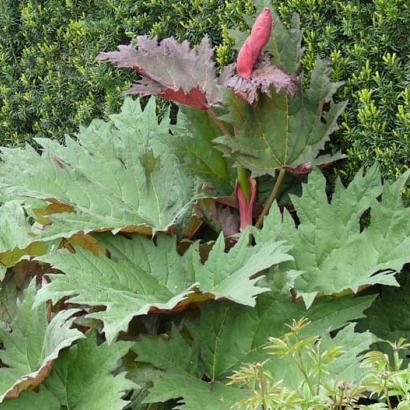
(0, 2), (409, 409)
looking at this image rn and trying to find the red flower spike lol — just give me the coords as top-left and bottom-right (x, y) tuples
(236, 8), (273, 79)
(236, 178), (257, 231)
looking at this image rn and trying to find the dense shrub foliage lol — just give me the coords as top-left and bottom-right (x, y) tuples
(0, 0), (409, 184)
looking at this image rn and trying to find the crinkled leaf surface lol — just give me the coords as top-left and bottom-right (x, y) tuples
(0, 202), (33, 255)
(96, 36), (222, 109)
(0, 98), (194, 241)
(132, 325), (200, 377)
(44, 332), (135, 410)
(135, 293), (374, 407)
(144, 370), (244, 410)
(0, 202), (49, 273)
(35, 235), (195, 345)
(171, 107), (235, 195)
(363, 275), (410, 347)
(0, 280), (84, 402)
(215, 60), (347, 176)
(255, 167), (408, 307)
(226, 64), (299, 104)
(0, 388), (60, 410)
(184, 231), (293, 306)
(0, 279), (17, 329)
(35, 230), (292, 343)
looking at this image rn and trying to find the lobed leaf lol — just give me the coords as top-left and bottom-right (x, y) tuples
(135, 292), (375, 406)
(1, 332), (136, 410)
(215, 60), (347, 176)
(255, 166), (410, 307)
(171, 107), (236, 196)
(0, 280), (84, 402)
(35, 230), (292, 343)
(44, 332), (135, 410)
(96, 36), (222, 110)
(144, 370), (244, 410)
(0, 98), (194, 241)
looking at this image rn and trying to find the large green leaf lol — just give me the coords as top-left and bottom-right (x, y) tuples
(1, 332), (135, 410)
(0, 280), (84, 402)
(132, 325), (200, 377)
(144, 370), (244, 410)
(134, 293), (374, 407)
(0, 389), (60, 410)
(322, 324), (376, 382)
(0, 98), (194, 240)
(184, 231), (293, 306)
(44, 332), (135, 410)
(255, 167), (409, 307)
(196, 295), (375, 386)
(35, 231), (292, 343)
(35, 236), (194, 345)
(363, 275), (410, 346)
(0, 202), (33, 257)
(171, 107), (235, 195)
(215, 60), (346, 176)
(0, 201), (49, 275)
(0, 278), (17, 330)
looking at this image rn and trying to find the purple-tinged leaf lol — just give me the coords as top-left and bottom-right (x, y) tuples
(226, 62), (298, 103)
(96, 36), (222, 109)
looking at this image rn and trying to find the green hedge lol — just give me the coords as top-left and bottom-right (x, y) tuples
(0, 0), (409, 182)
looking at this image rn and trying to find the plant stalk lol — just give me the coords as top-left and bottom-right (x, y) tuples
(255, 167), (286, 228)
(393, 350), (401, 372)
(237, 167), (251, 202)
(384, 378), (393, 410)
(258, 365), (267, 410)
(295, 352), (315, 395)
